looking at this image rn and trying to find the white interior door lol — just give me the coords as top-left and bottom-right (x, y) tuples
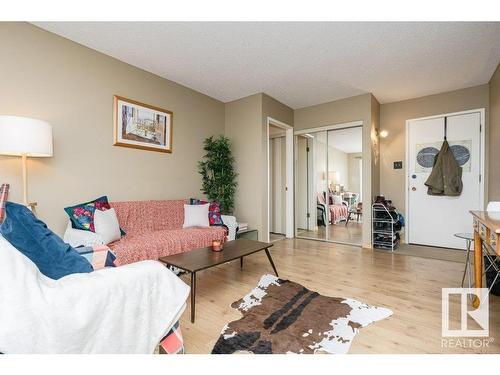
(407, 112), (482, 249)
(270, 137), (286, 234)
(269, 139), (276, 232)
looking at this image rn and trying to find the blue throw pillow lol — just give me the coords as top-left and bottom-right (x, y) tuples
(0, 202), (93, 279)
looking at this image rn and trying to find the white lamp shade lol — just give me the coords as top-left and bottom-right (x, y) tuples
(0, 116), (53, 157)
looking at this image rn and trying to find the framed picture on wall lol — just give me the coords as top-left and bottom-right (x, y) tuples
(113, 95), (173, 153)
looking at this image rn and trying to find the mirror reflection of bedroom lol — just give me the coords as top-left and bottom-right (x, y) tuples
(295, 126), (362, 245)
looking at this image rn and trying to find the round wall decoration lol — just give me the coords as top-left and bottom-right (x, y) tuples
(450, 144), (470, 167)
(416, 147), (439, 168)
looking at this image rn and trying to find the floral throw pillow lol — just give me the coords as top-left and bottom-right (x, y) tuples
(64, 196), (111, 232)
(189, 198), (223, 226)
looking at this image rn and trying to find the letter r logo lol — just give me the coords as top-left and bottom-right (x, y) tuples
(442, 288), (489, 337)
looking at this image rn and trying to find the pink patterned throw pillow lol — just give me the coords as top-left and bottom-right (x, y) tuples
(64, 196), (111, 232)
(64, 196), (126, 237)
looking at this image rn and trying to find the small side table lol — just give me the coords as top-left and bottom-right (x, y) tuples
(236, 228), (258, 241)
(454, 232), (474, 289)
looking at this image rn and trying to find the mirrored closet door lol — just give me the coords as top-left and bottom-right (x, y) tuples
(294, 125), (362, 246)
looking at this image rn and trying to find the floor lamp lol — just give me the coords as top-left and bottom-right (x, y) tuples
(0, 116), (53, 211)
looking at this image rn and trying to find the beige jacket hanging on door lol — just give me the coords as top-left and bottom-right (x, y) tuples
(424, 140), (463, 196)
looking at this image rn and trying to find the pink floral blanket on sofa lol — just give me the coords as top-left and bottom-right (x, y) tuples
(317, 193), (348, 224)
(108, 200), (226, 266)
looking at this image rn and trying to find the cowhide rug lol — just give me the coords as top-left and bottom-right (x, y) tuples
(212, 275), (393, 354)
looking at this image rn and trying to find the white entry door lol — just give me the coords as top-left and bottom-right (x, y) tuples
(407, 111), (483, 249)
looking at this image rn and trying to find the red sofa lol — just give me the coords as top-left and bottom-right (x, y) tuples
(63, 199), (235, 266)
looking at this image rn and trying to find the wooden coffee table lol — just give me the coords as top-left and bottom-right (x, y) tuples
(159, 239), (278, 323)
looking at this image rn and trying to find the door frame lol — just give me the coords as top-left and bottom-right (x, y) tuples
(267, 117), (294, 241)
(294, 120), (363, 136)
(269, 133), (285, 234)
(404, 108), (486, 245)
(293, 133), (317, 233)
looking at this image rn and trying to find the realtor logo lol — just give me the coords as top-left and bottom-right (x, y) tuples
(442, 288), (489, 337)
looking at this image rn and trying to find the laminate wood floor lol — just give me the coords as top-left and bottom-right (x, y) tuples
(297, 221), (362, 245)
(177, 238), (500, 354)
(395, 243), (467, 263)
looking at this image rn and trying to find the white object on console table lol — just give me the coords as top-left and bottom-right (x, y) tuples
(237, 222), (248, 229)
(221, 215), (237, 241)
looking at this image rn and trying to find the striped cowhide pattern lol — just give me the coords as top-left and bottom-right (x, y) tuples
(212, 275), (392, 354)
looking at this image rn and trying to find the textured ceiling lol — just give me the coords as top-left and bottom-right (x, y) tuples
(33, 22), (500, 109)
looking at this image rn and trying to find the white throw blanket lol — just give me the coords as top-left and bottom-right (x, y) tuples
(0, 236), (190, 354)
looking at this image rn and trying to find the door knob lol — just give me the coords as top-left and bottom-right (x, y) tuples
(412, 187), (417, 191)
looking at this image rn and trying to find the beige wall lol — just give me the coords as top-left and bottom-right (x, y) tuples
(294, 93), (378, 248)
(261, 94), (294, 238)
(489, 64), (500, 201)
(379, 85), (490, 214)
(314, 131), (328, 195)
(328, 146), (348, 191)
(294, 94), (370, 132)
(225, 93), (293, 239)
(224, 94), (263, 235)
(348, 153), (363, 195)
(262, 94), (294, 127)
(0, 23), (225, 234)
(371, 95), (381, 198)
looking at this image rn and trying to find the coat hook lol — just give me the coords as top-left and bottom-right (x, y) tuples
(444, 117), (447, 141)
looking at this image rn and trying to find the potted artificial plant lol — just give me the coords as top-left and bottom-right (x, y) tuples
(198, 135), (237, 215)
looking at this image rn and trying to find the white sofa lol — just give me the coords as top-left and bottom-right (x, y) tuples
(0, 235), (189, 354)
